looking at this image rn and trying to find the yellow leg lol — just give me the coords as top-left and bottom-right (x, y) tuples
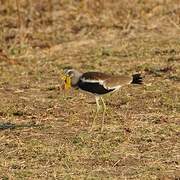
(101, 97), (106, 132)
(89, 96), (100, 132)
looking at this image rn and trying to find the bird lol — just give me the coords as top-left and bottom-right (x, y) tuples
(62, 68), (143, 132)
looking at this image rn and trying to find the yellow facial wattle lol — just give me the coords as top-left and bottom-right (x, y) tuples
(62, 75), (71, 90)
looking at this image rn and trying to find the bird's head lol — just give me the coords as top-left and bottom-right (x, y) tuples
(62, 68), (82, 90)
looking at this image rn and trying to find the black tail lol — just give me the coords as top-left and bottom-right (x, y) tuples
(131, 73), (143, 84)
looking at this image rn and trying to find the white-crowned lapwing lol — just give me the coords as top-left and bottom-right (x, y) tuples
(62, 68), (143, 132)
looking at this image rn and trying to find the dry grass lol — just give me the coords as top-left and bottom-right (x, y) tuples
(0, 0), (180, 179)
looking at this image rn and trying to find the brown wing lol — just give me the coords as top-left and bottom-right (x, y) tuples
(82, 72), (110, 81)
(81, 72), (132, 89)
(104, 75), (132, 87)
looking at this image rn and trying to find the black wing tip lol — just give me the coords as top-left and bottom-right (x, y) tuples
(131, 73), (143, 84)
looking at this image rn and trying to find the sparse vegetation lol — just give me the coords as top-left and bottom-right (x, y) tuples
(0, 0), (180, 179)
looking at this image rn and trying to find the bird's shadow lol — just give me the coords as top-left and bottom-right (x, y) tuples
(0, 122), (42, 131)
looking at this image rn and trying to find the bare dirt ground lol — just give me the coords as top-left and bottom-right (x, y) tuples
(0, 0), (180, 179)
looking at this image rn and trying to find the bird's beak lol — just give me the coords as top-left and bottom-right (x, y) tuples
(62, 75), (71, 90)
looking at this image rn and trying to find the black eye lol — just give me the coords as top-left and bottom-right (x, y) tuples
(69, 72), (74, 77)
